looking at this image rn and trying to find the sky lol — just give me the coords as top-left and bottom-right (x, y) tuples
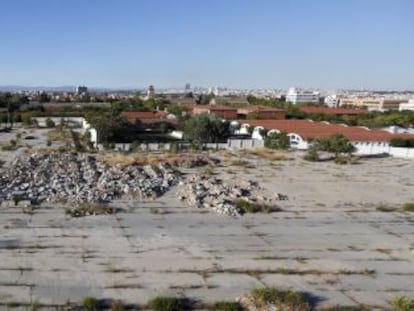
(0, 0), (413, 90)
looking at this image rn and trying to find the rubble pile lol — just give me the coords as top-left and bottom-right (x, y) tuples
(0, 152), (179, 204)
(177, 174), (280, 216)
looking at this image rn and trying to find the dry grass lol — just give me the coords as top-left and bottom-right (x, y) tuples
(100, 152), (217, 168)
(46, 128), (72, 142)
(100, 153), (182, 167)
(242, 148), (293, 161)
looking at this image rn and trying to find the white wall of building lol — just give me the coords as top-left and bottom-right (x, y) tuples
(399, 99), (414, 111)
(286, 87), (320, 105)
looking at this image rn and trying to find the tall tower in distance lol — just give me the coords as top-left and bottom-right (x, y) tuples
(146, 85), (155, 100)
(185, 83), (191, 91)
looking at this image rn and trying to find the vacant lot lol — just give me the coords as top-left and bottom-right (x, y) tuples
(0, 149), (413, 309)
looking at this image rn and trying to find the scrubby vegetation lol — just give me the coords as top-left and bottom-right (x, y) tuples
(235, 199), (280, 214)
(148, 296), (186, 311)
(249, 287), (311, 311)
(212, 301), (243, 311)
(402, 202), (414, 212)
(391, 296), (414, 311)
(82, 296), (99, 311)
(264, 131), (290, 150)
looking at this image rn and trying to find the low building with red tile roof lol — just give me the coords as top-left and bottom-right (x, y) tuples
(192, 105), (238, 119)
(299, 106), (367, 116)
(237, 105), (286, 119)
(235, 119), (414, 154)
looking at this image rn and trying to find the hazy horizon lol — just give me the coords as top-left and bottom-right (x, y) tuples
(1, 0), (413, 90)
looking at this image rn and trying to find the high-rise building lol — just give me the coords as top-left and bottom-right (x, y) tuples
(185, 83), (191, 91)
(76, 85), (88, 95)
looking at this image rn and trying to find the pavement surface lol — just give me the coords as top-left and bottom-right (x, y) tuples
(0, 151), (413, 309)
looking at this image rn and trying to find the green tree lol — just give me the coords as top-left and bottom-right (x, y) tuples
(316, 134), (355, 158)
(45, 118), (55, 128)
(264, 131), (290, 150)
(199, 93), (215, 105)
(38, 92), (51, 103)
(184, 114), (229, 144)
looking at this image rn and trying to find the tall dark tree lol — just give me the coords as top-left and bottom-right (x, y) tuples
(183, 114), (229, 144)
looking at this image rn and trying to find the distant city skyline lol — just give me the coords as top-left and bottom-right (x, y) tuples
(1, 0), (413, 90)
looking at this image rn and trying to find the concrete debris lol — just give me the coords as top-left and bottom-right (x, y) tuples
(0, 152), (180, 204)
(177, 174), (281, 216)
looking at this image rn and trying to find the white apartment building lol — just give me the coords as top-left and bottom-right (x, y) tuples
(399, 99), (414, 111)
(285, 87), (320, 105)
(324, 94), (339, 107)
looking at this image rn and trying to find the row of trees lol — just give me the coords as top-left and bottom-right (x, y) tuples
(247, 95), (414, 128)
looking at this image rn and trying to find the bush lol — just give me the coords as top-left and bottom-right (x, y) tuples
(82, 296), (99, 311)
(402, 202), (414, 212)
(213, 301), (243, 311)
(264, 131), (290, 150)
(148, 296), (185, 311)
(304, 147), (319, 162)
(235, 199), (280, 214)
(390, 137), (414, 148)
(45, 118), (55, 128)
(250, 288), (311, 310)
(391, 296), (414, 311)
(376, 204), (396, 212)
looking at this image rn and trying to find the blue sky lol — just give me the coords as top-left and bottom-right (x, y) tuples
(0, 0), (413, 89)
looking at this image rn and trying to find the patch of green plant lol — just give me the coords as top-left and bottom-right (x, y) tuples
(82, 296), (99, 311)
(303, 147), (319, 162)
(235, 199), (280, 214)
(391, 296), (414, 311)
(28, 300), (40, 311)
(376, 203), (396, 212)
(110, 301), (125, 311)
(12, 194), (23, 206)
(150, 207), (159, 214)
(148, 296), (185, 311)
(320, 306), (368, 311)
(402, 202), (414, 212)
(212, 301), (243, 311)
(250, 288), (311, 311)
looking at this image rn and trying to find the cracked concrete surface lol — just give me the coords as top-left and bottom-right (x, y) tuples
(0, 153), (413, 309)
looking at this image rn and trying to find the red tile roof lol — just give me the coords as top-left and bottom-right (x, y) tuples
(299, 106), (367, 115)
(193, 105), (237, 111)
(237, 105), (285, 113)
(240, 119), (414, 142)
(121, 111), (166, 119)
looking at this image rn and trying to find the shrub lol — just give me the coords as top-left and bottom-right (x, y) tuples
(110, 301), (125, 311)
(213, 301), (243, 311)
(264, 131), (290, 150)
(82, 296), (99, 311)
(148, 296), (185, 311)
(45, 118), (55, 128)
(304, 147), (319, 162)
(12, 194), (23, 206)
(391, 296), (414, 311)
(402, 202), (414, 212)
(376, 204), (396, 212)
(46, 140), (52, 147)
(170, 141), (179, 154)
(390, 137), (414, 148)
(250, 288), (311, 310)
(235, 199), (280, 214)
